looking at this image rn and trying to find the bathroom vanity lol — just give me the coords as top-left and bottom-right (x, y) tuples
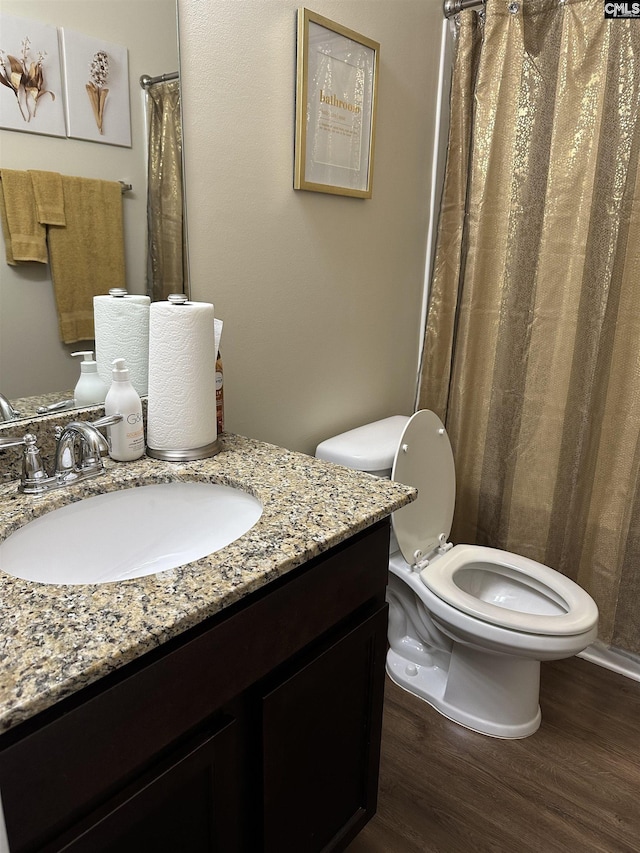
(0, 433), (415, 852)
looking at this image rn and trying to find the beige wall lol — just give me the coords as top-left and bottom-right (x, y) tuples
(0, 0), (178, 398)
(179, 0), (444, 453)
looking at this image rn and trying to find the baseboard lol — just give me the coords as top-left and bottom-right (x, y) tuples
(578, 640), (640, 683)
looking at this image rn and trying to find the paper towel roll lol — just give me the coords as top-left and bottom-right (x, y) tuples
(147, 300), (217, 453)
(94, 294), (150, 395)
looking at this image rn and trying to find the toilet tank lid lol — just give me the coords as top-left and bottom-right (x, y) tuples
(315, 416), (410, 472)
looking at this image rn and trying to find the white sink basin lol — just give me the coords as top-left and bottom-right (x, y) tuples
(0, 481), (263, 585)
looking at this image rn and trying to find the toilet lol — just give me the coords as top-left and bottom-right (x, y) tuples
(315, 410), (598, 738)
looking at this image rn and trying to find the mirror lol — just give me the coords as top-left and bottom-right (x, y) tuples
(0, 0), (180, 422)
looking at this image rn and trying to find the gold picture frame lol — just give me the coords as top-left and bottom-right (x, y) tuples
(294, 9), (379, 199)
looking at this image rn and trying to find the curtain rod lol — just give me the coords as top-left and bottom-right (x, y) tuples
(443, 0), (486, 17)
(140, 72), (179, 89)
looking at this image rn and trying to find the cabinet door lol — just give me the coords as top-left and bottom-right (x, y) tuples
(260, 606), (388, 853)
(46, 715), (240, 853)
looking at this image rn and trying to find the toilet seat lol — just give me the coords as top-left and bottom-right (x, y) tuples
(390, 411), (598, 638)
(421, 544), (599, 636)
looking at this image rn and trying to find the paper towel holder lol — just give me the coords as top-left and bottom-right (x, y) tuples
(146, 292), (220, 460)
(147, 439), (222, 461)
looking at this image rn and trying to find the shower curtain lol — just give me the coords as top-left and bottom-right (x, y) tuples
(419, 0), (640, 654)
(146, 79), (187, 301)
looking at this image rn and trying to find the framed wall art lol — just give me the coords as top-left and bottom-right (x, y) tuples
(0, 13), (66, 138)
(60, 28), (131, 147)
(294, 8), (379, 199)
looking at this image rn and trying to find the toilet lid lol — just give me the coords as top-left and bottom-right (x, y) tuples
(392, 410), (456, 566)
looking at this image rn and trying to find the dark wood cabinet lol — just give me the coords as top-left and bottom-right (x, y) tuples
(261, 608), (387, 853)
(0, 520), (390, 853)
(50, 714), (241, 853)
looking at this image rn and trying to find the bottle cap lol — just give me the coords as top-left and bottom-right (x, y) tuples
(111, 358), (130, 380)
(72, 351), (98, 372)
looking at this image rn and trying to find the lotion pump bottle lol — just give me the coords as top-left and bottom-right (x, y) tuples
(72, 351), (107, 406)
(104, 358), (145, 461)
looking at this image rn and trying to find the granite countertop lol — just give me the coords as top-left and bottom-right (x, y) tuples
(0, 433), (415, 736)
(8, 390), (74, 421)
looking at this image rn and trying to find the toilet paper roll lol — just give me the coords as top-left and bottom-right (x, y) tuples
(94, 294), (150, 395)
(147, 300), (217, 452)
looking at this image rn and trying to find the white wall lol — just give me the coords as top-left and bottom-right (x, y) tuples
(179, 0), (444, 453)
(0, 0), (178, 398)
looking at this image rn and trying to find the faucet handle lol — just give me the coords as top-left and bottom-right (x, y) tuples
(36, 399), (75, 415)
(21, 433), (49, 489)
(0, 433), (33, 450)
(0, 433), (49, 492)
(90, 414), (123, 430)
(86, 415), (123, 463)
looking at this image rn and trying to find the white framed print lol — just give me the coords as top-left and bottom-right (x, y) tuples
(0, 13), (66, 138)
(60, 28), (131, 147)
(294, 9), (379, 199)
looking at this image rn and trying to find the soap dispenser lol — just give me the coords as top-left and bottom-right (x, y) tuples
(104, 358), (145, 461)
(72, 351), (107, 406)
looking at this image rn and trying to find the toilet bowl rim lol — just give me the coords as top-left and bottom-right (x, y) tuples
(388, 553), (598, 657)
(419, 544), (599, 637)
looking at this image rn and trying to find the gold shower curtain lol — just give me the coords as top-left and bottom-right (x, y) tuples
(419, 0), (640, 654)
(146, 79), (186, 300)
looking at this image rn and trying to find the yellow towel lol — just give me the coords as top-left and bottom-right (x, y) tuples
(0, 189), (15, 265)
(28, 170), (66, 226)
(48, 176), (126, 344)
(0, 169), (48, 264)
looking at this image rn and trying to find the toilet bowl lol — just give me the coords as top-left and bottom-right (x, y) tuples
(316, 410), (598, 738)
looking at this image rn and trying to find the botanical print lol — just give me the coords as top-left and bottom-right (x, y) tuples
(0, 13), (66, 138)
(0, 35), (55, 122)
(60, 28), (130, 147)
(86, 50), (110, 134)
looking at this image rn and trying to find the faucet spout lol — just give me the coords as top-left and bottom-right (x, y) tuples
(54, 421), (110, 479)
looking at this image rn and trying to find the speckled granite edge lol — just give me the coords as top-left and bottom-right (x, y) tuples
(0, 433), (415, 735)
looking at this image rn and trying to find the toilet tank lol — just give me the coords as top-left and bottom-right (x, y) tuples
(315, 416), (410, 478)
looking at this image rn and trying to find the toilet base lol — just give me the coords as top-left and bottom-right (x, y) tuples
(386, 642), (542, 738)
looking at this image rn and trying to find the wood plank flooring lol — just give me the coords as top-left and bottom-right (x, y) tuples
(347, 658), (640, 853)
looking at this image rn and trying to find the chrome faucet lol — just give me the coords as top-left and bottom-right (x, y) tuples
(0, 414), (123, 494)
(0, 393), (21, 423)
